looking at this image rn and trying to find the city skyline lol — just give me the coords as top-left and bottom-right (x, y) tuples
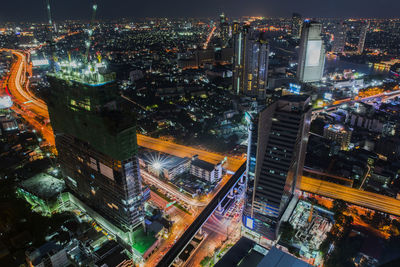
(2, 0), (400, 22)
(2, 5), (400, 267)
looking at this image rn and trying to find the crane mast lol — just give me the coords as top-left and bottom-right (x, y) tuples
(44, 0), (56, 71)
(84, 2), (98, 63)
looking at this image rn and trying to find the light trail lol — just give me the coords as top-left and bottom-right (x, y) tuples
(141, 170), (207, 207)
(203, 26), (216, 49)
(5, 48), (400, 218)
(301, 176), (400, 216)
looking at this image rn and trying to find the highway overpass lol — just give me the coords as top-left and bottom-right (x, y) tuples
(157, 162), (246, 267)
(300, 176), (400, 216)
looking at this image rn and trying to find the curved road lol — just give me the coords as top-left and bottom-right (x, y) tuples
(5, 48), (400, 218)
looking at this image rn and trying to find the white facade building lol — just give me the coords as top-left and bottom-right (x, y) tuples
(297, 21), (326, 83)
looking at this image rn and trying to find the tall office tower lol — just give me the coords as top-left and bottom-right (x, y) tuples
(357, 20), (369, 54)
(219, 13), (230, 47)
(332, 21), (346, 53)
(233, 28), (269, 99)
(297, 21), (326, 83)
(291, 13), (302, 38)
(243, 95), (311, 243)
(45, 63), (144, 239)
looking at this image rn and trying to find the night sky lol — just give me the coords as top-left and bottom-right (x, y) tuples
(1, 0), (399, 22)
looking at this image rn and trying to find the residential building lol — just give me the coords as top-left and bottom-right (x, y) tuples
(190, 156), (222, 183)
(323, 124), (353, 150)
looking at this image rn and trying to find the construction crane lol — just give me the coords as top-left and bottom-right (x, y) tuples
(84, 1), (98, 63)
(44, 0), (57, 70)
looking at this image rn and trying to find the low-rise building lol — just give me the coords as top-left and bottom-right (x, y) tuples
(190, 155), (222, 184)
(26, 242), (69, 267)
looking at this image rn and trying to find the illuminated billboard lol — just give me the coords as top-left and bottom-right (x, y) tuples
(32, 59), (49, 67)
(324, 93), (333, 101)
(245, 216), (254, 229)
(289, 83), (301, 94)
(0, 95), (13, 109)
(305, 40), (322, 67)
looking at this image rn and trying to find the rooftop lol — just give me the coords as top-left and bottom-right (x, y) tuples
(257, 247), (313, 267)
(19, 173), (65, 200)
(324, 124), (352, 133)
(215, 237), (266, 267)
(131, 227), (157, 255)
(192, 158), (216, 172)
(48, 61), (115, 86)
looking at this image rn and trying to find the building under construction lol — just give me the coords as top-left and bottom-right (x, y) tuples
(44, 62), (145, 250)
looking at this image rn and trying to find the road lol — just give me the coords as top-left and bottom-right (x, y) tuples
(141, 170), (208, 207)
(3, 49), (54, 145)
(137, 134), (244, 172)
(5, 48), (400, 223)
(300, 176), (400, 216)
(4, 49), (245, 172)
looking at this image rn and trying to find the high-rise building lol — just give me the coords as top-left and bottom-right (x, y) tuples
(45, 63), (144, 240)
(358, 20), (369, 54)
(323, 124), (353, 150)
(233, 27), (269, 99)
(219, 13), (230, 47)
(243, 95), (311, 243)
(332, 21), (346, 54)
(291, 13), (302, 38)
(297, 21), (326, 83)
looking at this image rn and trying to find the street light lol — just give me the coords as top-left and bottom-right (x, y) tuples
(152, 161), (162, 170)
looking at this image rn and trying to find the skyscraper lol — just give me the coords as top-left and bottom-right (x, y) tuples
(243, 95), (311, 243)
(233, 27), (269, 99)
(297, 21), (326, 83)
(358, 20), (369, 54)
(291, 13), (302, 38)
(219, 13), (230, 47)
(332, 21), (346, 54)
(45, 63), (144, 240)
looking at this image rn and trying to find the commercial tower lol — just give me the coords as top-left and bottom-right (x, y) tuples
(219, 13), (230, 47)
(233, 26), (269, 99)
(291, 13), (302, 38)
(45, 63), (144, 242)
(297, 21), (326, 83)
(243, 95), (311, 243)
(332, 21), (346, 54)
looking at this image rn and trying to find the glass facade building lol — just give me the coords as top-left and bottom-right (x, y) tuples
(45, 69), (144, 235)
(243, 95), (311, 241)
(233, 27), (269, 99)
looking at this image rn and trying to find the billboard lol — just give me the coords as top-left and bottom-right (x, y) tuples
(305, 40), (322, 67)
(289, 83), (301, 94)
(245, 216), (254, 230)
(0, 95), (13, 109)
(32, 59), (49, 67)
